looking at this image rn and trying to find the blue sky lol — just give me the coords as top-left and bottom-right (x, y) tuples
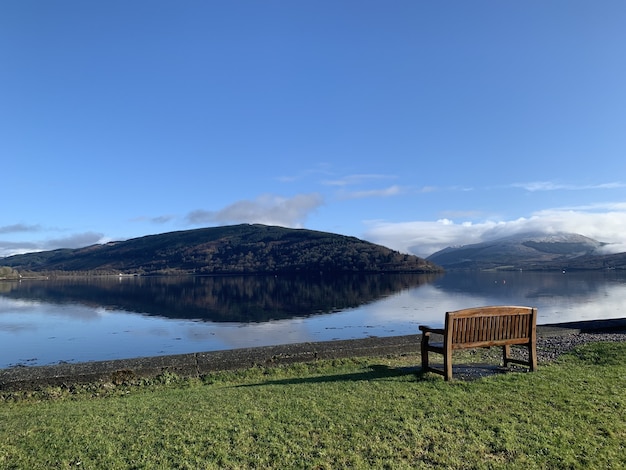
(2, 1), (626, 259)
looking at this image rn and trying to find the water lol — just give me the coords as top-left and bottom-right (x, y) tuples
(1, 271), (625, 368)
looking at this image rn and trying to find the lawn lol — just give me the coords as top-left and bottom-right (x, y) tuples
(1, 342), (625, 469)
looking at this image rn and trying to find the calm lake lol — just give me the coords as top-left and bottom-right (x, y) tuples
(1, 271), (625, 369)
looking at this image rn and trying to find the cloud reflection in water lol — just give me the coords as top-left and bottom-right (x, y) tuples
(1, 271), (625, 368)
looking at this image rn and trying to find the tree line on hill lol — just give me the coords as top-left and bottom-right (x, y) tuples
(0, 224), (442, 276)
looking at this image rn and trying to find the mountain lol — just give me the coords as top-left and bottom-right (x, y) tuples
(426, 232), (625, 271)
(0, 224), (442, 276)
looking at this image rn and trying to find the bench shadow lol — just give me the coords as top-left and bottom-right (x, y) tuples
(425, 363), (519, 381)
(235, 364), (421, 388)
(235, 362), (521, 388)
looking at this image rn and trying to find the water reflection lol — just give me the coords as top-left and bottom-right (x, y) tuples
(432, 270), (626, 300)
(424, 271), (626, 322)
(1, 271), (625, 368)
(0, 273), (437, 322)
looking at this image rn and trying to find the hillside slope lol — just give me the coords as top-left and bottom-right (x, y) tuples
(1, 224), (442, 275)
(427, 232), (624, 271)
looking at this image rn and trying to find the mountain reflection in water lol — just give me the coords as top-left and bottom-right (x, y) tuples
(0, 273), (439, 323)
(1, 271), (625, 368)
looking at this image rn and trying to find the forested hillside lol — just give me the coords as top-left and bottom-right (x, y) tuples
(0, 224), (442, 276)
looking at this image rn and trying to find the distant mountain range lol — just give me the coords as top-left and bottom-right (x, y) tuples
(0, 224), (441, 276)
(427, 232), (626, 271)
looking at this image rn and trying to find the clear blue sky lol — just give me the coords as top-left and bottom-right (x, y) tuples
(2, 1), (626, 258)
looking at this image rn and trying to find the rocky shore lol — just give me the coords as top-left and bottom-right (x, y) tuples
(1, 318), (625, 391)
(537, 330), (626, 362)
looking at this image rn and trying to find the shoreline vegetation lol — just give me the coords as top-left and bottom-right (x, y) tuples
(1, 331), (625, 468)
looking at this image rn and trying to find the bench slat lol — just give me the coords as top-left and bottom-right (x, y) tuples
(452, 315), (531, 343)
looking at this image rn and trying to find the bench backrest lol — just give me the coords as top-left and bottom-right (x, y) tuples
(445, 306), (537, 348)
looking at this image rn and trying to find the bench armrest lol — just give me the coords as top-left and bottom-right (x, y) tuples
(419, 325), (445, 335)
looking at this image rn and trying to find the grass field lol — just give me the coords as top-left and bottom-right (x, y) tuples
(1, 342), (625, 469)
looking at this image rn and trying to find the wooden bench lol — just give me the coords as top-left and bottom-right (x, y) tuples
(419, 306), (537, 380)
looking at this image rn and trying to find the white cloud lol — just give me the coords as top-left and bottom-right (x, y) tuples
(0, 224), (41, 234)
(364, 205), (626, 258)
(276, 163), (333, 184)
(419, 186), (439, 193)
(339, 185), (403, 200)
(322, 174), (397, 187)
(187, 193), (324, 228)
(513, 181), (626, 192)
(131, 215), (176, 224)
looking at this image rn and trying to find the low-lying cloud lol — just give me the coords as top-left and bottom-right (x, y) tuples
(0, 241), (40, 258)
(43, 232), (106, 250)
(365, 205), (626, 258)
(0, 232), (106, 258)
(186, 193), (324, 228)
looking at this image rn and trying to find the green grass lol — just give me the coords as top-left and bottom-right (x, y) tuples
(1, 343), (626, 469)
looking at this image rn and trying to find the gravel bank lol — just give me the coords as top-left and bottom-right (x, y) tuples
(537, 330), (626, 362)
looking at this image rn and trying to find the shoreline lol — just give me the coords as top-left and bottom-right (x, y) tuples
(2, 318), (625, 391)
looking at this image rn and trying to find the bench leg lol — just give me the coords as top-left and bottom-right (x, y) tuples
(420, 334), (430, 371)
(444, 343), (452, 381)
(503, 343), (538, 372)
(503, 344), (511, 368)
(529, 341), (537, 372)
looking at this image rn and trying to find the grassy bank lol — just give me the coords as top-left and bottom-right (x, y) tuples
(1, 343), (625, 469)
